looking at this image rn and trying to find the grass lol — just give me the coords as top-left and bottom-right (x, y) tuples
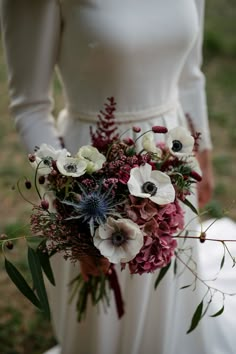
(0, 1), (236, 352)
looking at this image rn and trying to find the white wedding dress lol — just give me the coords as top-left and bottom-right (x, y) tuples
(2, 1), (235, 354)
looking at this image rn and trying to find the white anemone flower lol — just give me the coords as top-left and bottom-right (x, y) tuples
(127, 163), (175, 205)
(76, 145), (106, 173)
(166, 127), (194, 157)
(93, 217), (144, 264)
(31, 144), (70, 175)
(56, 155), (87, 177)
(142, 132), (162, 157)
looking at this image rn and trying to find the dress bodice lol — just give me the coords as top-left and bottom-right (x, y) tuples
(58, 0), (199, 116)
(0, 0), (211, 152)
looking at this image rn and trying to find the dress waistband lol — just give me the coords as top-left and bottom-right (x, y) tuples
(67, 100), (180, 124)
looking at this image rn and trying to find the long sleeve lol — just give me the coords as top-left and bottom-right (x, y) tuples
(178, 0), (212, 151)
(0, 0), (62, 152)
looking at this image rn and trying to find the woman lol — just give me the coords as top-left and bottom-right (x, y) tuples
(1, 1), (215, 353)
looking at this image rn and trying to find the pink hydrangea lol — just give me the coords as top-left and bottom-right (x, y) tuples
(124, 196), (184, 274)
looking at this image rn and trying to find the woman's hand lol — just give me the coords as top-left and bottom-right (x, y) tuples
(196, 149), (214, 209)
(80, 255), (110, 282)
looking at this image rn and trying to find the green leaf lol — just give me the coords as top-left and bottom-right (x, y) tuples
(154, 262), (171, 289)
(182, 198), (199, 215)
(173, 258), (178, 275)
(180, 284), (192, 290)
(210, 305), (224, 317)
(28, 247), (51, 320)
(5, 258), (41, 309)
(187, 300), (203, 334)
(37, 248), (55, 286)
(220, 254), (225, 270)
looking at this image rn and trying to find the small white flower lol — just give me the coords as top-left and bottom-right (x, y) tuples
(94, 217), (144, 264)
(31, 144), (69, 175)
(142, 132), (162, 157)
(76, 146), (106, 173)
(166, 127), (194, 157)
(56, 155), (87, 177)
(127, 163), (175, 205)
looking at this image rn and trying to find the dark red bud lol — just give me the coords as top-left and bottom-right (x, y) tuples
(6, 241), (14, 250)
(41, 199), (49, 210)
(132, 126), (141, 133)
(28, 154), (36, 162)
(25, 180), (32, 189)
(38, 175), (45, 185)
(190, 170), (202, 182)
(152, 126), (168, 134)
(199, 231), (206, 243)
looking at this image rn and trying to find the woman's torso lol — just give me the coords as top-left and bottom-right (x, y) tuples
(57, 0), (199, 118)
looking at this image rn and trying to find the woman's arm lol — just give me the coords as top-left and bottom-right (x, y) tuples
(178, 0), (214, 208)
(0, 0), (62, 152)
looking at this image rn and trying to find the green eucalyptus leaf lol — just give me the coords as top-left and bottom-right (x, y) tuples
(220, 254), (225, 270)
(187, 300), (203, 334)
(154, 262), (171, 289)
(180, 284), (192, 290)
(210, 305), (224, 317)
(5, 257), (41, 309)
(174, 258), (178, 275)
(37, 248), (55, 286)
(28, 246), (51, 320)
(182, 198), (199, 216)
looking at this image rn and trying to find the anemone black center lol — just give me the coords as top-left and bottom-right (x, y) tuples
(142, 181), (157, 196)
(111, 231), (126, 246)
(64, 163), (77, 173)
(43, 156), (53, 166)
(172, 140), (183, 152)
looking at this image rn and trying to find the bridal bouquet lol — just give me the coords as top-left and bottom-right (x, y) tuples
(3, 97), (205, 331)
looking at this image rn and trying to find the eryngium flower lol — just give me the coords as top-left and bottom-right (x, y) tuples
(93, 217), (144, 264)
(61, 185), (118, 235)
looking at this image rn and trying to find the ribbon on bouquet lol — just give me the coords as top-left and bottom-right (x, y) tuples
(108, 264), (125, 319)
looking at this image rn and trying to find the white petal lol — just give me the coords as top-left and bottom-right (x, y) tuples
(139, 163), (152, 182)
(150, 183), (175, 204)
(108, 246), (127, 264)
(96, 239), (115, 258)
(128, 164), (153, 198)
(56, 157), (87, 177)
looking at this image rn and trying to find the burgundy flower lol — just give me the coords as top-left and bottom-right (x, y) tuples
(152, 126), (168, 134)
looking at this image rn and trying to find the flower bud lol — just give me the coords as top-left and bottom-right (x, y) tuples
(199, 231), (206, 243)
(41, 199), (49, 210)
(132, 126), (141, 133)
(6, 241), (14, 250)
(28, 154), (36, 162)
(190, 170), (202, 182)
(152, 126), (168, 134)
(38, 175), (45, 185)
(25, 180), (32, 189)
(0, 234), (7, 240)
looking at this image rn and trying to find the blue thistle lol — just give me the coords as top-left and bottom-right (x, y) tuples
(61, 184), (120, 236)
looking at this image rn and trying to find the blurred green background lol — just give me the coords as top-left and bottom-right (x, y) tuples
(0, 1), (236, 353)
